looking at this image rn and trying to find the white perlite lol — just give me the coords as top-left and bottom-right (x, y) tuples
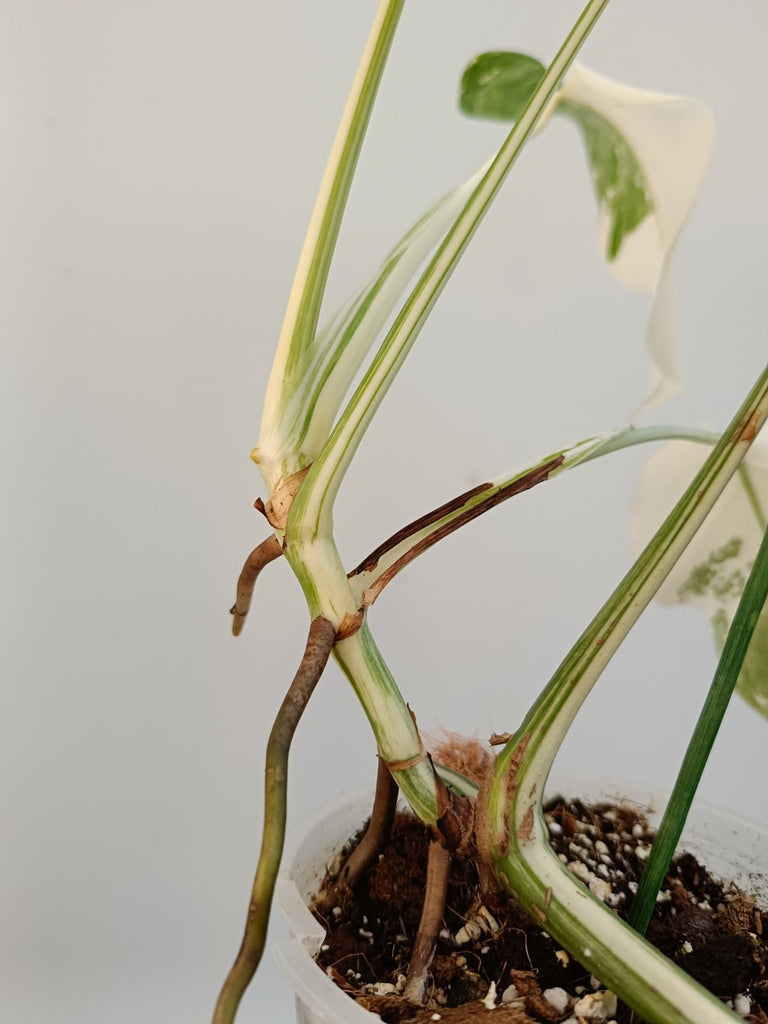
(733, 994), (751, 1017)
(480, 981), (497, 1010)
(569, 860), (593, 884)
(370, 982), (396, 996)
(501, 983), (520, 1004)
(573, 990), (614, 1021)
(603, 991), (618, 1016)
(543, 987), (571, 1014)
(589, 876), (612, 902)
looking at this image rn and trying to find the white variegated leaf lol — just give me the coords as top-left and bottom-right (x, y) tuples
(557, 65), (714, 412)
(460, 54), (715, 413)
(631, 435), (768, 719)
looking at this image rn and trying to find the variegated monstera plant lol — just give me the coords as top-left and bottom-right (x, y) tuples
(212, 3), (768, 1023)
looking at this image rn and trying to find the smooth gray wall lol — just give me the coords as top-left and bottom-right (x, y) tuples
(3, 1), (767, 1022)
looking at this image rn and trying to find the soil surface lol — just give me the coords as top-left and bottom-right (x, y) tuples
(313, 797), (768, 1024)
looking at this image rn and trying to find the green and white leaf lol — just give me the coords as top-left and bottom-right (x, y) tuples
(460, 55), (715, 411)
(631, 434), (768, 719)
(556, 97), (653, 263)
(558, 65), (714, 411)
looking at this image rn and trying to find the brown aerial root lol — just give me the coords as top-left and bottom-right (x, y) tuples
(401, 770), (484, 1004)
(229, 534), (283, 636)
(212, 615), (336, 1024)
(402, 838), (452, 1004)
(340, 755), (399, 890)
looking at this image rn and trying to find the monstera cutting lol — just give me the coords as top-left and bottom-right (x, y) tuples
(210, 3), (768, 1023)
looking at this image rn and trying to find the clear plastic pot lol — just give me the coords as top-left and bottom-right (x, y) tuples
(274, 776), (768, 1024)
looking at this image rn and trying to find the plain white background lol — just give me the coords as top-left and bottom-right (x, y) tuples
(2, 2), (767, 1022)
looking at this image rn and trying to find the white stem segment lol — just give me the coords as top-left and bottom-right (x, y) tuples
(486, 365), (768, 1024)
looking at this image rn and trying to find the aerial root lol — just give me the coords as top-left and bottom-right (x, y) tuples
(403, 838), (452, 1004)
(229, 534), (283, 636)
(340, 754), (399, 890)
(212, 616), (336, 1024)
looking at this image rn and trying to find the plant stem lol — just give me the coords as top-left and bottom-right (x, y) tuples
(280, 0), (624, 854)
(580, 424), (717, 461)
(484, 364), (768, 1024)
(332, 621), (442, 826)
(352, 455), (566, 605)
(348, 425), (717, 606)
(276, 0), (613, 842)
(629, 517), (768, 936)
(230, 535), (283, 636)
(289, 0), (614, 542)
(259, 0), (405, 482)
(212, 616), (336, 1024)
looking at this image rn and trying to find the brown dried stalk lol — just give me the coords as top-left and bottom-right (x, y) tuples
(348, 455), (564, 605)
(212, 615), (336, 1024)
(229, 534), (283, 636)
(340, 755), (398, 889)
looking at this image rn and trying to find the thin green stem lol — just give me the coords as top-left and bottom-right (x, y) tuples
(629, 518), (768, 936)
(289, 0), (613, 542)
(581, 424), (717, 461)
